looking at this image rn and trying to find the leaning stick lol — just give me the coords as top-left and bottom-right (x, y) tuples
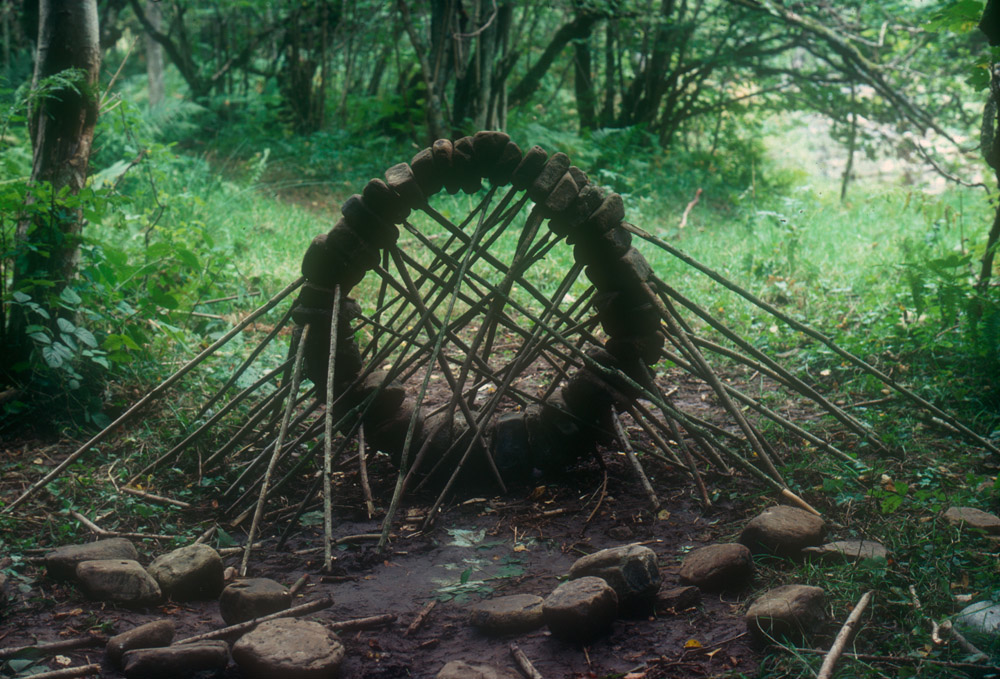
(817, 590), (874, 679)
(628, 224), (1000, 457)
(611, 408), (662, 510)
(510, 642), (544, 679)
(11, 665), (102, 679)
(3, 277), (305, 514)
(328, 613), (396, 631)
(174, 596), (333, 645)
(405, 600), (436, 636)
(0, 635), (105, 659)
(790, 648), (1000, 673)
(358, 425), (375, 519)
(323, 286), (343, 573)
(69, 510), (177, 541)
(240, 323), (310, 577)
(121, 487), (191, 509)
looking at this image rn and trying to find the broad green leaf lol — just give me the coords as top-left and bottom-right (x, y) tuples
(42, 345), (64, 368)
(56, 317), (75, 333)
(74, 327), (97, 348)
(59, 287), (82, 305)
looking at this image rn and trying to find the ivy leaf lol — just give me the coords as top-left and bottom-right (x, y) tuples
(12, 291), (31, 303)
(42, 344), (65, 368)
(74, 327), (97, 348)
(57, 317), (75, 333)
(59, 286), (82, 306)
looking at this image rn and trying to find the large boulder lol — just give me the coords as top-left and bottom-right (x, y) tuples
(148, 544), (224, 601)
(122, 641), (229, 679)
(233, 618), (345, 679)
(745, 584), (827, 643)
(45, 538), (138, 580)
(943, 507), (1000, 535)
(543, 576), (618, 643)
(740, 506), (826, 556)
(75, 559), (161, 607)
(468, 594), (545, 635)
(567, 543), (660, 612)
(679, 543), (753, 591)
(219, 578), (291, 625)
(106, 619), (176, 667)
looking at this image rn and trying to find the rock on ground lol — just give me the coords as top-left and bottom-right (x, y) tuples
(75, 559), (161, 607)
(468, 594), (545, 635)
(567, 543), (660, 612)
(122, 640), (229, 679)
(233, 618), (345, 679)
(954, 600), (1000, 653)
(745, 584), (827, 643)
(543, 576), (618, 643)
(148, 543), (225, 601)
(679, 543), (753, 591)
(943, 507), (1000, 535)
(656, 586), (701, 612)
(45, 538), (138, 580)
(106, 619), (176, 667)
(219, 578), (291, 625)
(435, 660), (520, 679)
(801, 540), (888, 564)
(740, 506), (826, 556)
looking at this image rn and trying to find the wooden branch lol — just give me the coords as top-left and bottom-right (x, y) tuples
(240, 323), (310, 577)
(405, 600), (436, 636)
(510, 642), (544, 679)
(2, 277), (305, 514)
(175, 597), (333, 645)
(790, 647), (1000, 673)
(328, 613), (396, 631)
(0, 635), (105, 660)
(678, 187), (702, 229)
(357, 425), (375, 519)
(68, 510), (178, 541)
(611, 409), (661, 511)
(817, 590), (874, 679)
(122, 487), (191, 509)
(323, 285), (342, 574)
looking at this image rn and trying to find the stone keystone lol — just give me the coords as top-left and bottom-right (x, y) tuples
(740, 505), (826, 555)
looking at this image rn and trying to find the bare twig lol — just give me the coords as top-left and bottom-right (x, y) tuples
(0, 635), (105, 660)
(817, 590), (874, 679)
(9, 665), (102, 679)
(611, 408), (661, 511)
(122, 487), (191, 509)
(510, 642), (544, 679)
(323, 286), (343, 573)
(357, 425), (375, 519)
(405, 600), (436, 636)
(174, 597), (333, 645)
(328, 613), (396, 631)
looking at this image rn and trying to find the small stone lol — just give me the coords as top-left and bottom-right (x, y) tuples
(469, 594), (545, 635)
(233, 618), (345, 679)
(510, 146), (548, 191)
(679, 543), (753, 591)
(362, 177), (410, 224)
(583, 193), (625, 234)
(219, 578), (291, 625)
(45, 538), (138, 581)
(801, 540), (888, 563)
(745, 584), (827, 643)
(487, 141), (523, 186)
(543, 576), (618, 642)
(367, 397), (423, 465)
(453, 137), (483, 194)
(656, 585), (701, 612)
(384, 162), (425, 208)
(410, 147), (444, 197)
(122, 641), (229, 679)
(76, 560), (161, 607)
(471, 131), (511, 174)
(568, 543), (661, 612)
(341, 196), (398, 250)
(107, 619), (176, 668)
(943, 506), (1000, 534)
(608, 525), (634, 541)
(357, 371), (407, 426)
(148, 544), (224, 601)
(490, 412), (532, 481)
(573, 225), (633, 266)
(554, 184), (605, 239)
(436, 660), (520, 679)
(740, 505), (827, 556)
(543, 173), (580, 214)
(528, 152), (571, 203)
(568, 166), (589, 189)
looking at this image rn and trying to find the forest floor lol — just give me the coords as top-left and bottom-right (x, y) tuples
(0, 368), (771, 679)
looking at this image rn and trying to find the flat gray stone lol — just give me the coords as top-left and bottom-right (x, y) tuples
(436, 660), (519, 679)
(543, 576), (618, 643)
(45, 538), (138, 580)
(954, 600), (1000, 653)
(469, 594), (545, 635)
(746, 584), (827, 643)
(219, 578), (291, 625)
(568, 543), (660, 612)
(740, 506), (826, 556)
(233, 618), (344, 679)
(107, 619), (176, 667)
(148, 544), (224, 601)
(76, 559), (161, 607)
(679, 543), (753, 591)
(943, 507), (1000, 535)
(122, 640), (229, 679)
(801, 540), (888, 564)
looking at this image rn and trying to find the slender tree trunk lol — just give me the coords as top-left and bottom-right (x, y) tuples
(840, 84), (857, 202)
(146, 0), (164, 108)
(599, 19), (617, 126)
(573, 38), (596, 131)
(977, 64), (1000, 295)
(6, 0), (101, 374)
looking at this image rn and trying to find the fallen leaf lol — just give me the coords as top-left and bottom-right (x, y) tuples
(684, 639), (703, 649)
(513, 544), (527, 552)
(657, 509), (671, 521)
(55, 656), (72, 666)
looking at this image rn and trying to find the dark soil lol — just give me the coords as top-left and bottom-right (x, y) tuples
(0, 386), (762, 678)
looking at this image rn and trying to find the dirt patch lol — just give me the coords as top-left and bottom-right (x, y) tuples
(0, 427), (759, 678)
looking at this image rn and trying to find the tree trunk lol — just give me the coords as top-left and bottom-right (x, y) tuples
(6, 0), (101, 373)
(573, 38), (596, 131)
(840, 84), (857, 203)
(145, 0), (164, 108)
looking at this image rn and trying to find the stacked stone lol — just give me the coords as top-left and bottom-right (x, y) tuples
(293, 132), (665, 481)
